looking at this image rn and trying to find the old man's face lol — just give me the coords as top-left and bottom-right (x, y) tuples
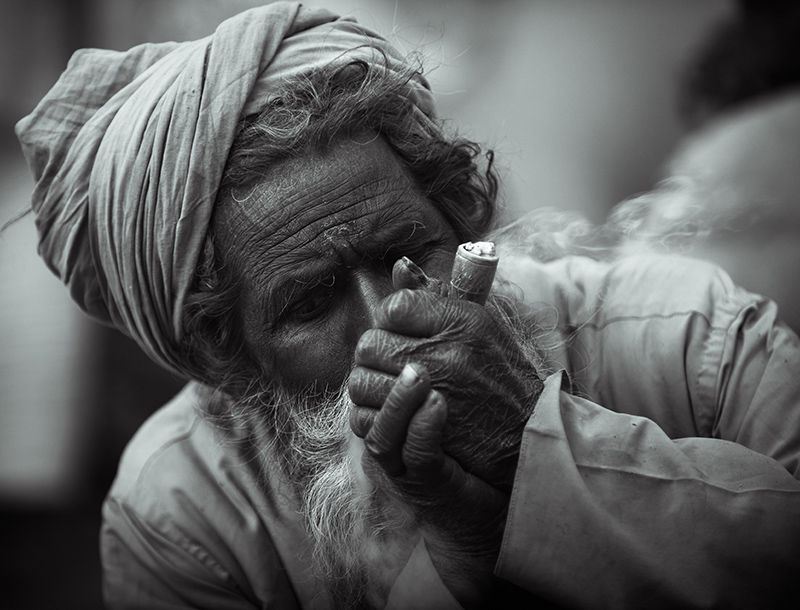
(210, 134), (465, 605)
(209, 133), (544, 607)
(214, 134), (461, 392)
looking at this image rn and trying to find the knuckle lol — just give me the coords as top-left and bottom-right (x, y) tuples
(354, 329), (395, 363)
(379, 289), (416, 322)
(426, 342), (472, 382)
(402, 440), (437, 469)
(347, 367), (368, 399)
(355, 328), (380, 355)
(375, 371), (401, 398)
(364, 433), (391, 461)
(349, 407), (374, 438)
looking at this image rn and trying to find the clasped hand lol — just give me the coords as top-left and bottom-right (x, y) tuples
(347, 258), (542, 604)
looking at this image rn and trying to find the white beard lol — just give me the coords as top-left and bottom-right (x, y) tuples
(229, 381), (418, 609)
(223, 291), (546, 608)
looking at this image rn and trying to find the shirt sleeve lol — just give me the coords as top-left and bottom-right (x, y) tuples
(710, 296), (800, 477)
(495, 371), (800, 609)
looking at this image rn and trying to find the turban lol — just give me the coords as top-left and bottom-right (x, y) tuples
(16, 1), (436, 378)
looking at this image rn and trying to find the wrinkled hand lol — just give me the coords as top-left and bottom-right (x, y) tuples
(354, 362), (509, 606)
(349, 258), (542, 491)
(347, 258), (543, 605)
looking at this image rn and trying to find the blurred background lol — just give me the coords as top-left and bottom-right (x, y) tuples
(5, 0), (800, 608)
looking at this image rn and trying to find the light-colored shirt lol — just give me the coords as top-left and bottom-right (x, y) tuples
(101, 254), (800, 609)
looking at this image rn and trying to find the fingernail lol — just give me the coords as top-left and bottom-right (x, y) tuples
(399, 363), (418, 386)
(401, 257), (429, 286)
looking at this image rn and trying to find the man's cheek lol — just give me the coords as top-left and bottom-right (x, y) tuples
(272, 331), (354, 392)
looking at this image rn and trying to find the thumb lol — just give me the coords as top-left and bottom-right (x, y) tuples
(392, 257), (429, 290)
(392, 256), (450, 298)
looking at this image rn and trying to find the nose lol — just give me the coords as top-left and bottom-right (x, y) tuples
(351, 268), (393, 330)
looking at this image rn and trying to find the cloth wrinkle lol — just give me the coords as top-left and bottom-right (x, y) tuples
(16, 1), (435, 378)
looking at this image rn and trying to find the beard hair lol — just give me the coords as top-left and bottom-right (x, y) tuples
(223, 379), (415, 609)
(213, 289), (549, 608)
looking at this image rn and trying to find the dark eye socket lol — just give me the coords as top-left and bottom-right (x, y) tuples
(290, 291), (332, 321)
(285, 275), (337, 323)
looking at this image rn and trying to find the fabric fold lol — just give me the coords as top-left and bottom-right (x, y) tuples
(16, 1), (435, 377)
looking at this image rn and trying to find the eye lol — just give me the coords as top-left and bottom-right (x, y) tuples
(286, 276), (337, 322)
(290, 292), (331, 321)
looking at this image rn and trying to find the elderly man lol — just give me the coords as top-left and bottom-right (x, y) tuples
(15, 3), (800, 609)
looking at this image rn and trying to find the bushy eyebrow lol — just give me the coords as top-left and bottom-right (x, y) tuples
(261, 215), (434, 327)
(365, 216), (429, 258)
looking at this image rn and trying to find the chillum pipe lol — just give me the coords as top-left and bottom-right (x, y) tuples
(449, 241), (498, 306)
(397, 241), (498, 306)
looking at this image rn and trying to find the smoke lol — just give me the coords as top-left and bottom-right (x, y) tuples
(487, 175), (766, 264)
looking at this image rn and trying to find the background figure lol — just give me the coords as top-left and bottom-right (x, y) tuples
(623, 0), (800, 333)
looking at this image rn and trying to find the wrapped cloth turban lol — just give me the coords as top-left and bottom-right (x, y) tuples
(16, 1), (436, 378)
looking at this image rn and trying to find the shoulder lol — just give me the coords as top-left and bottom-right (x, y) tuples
(102, 383), (306, 607)
(109, 383), (212, 498)
(107, 382), (252, 519)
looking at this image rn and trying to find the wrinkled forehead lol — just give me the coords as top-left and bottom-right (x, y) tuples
(212, 134), (430, 273)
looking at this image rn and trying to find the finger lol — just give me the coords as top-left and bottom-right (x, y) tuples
(391, 256), (453, 299)
(401, 391), (508, 528)
(374, 289), (449, 336)
(364, 363), (430, 477)
(402, 389), (448, 473)
(349, 405), (376, 438)
(392, 256), (430, 290)
(353, 328), (425, 373)
(354, 328), (471, 384)
(348, 366), (398, 407)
